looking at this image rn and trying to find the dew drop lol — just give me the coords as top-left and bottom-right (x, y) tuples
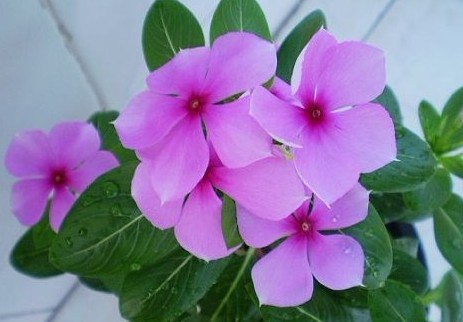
(81, 198), (92, 207)
(78, 228), (88, 237)
(452, 239), (463, 249)
(331, 216), (338, 223)
(64, 237), (73, 248)
(344, 246), (352, 254)
(103, 181), (119, 198)
(130, 263), (141, 271)
(110, 204), (123, 217)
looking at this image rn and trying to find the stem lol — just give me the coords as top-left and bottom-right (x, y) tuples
(421, 287), (442, 306)
(210, 248), (255, 322)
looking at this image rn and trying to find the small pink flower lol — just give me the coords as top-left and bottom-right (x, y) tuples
(5, 121), (119, 231)
(251, 29), (396, 205)
(237, 184), (369, 306)
(131, 146), (307, 261)
(114, 32), (277, 204)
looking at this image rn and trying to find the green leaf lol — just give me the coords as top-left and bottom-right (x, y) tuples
(119, 250), (229, 322)
(11, 215), (62, 278)
(389, 249), (429, 295)
(402, 168), (452, 213)
(88, 111), (137, 163)
(437, 87), (463, 153)
(79, 276), (111, 293)
(391, 237), (419, 258)
(441, 271), (463, 322)
(370, 193), (422, 223)
(142, 0), (204, 71)
(342, 205), (393, 289)
(374, 86), (402, 125)
(440, 153), (463, 179)
(418, 100), (441, 149)
(276, 10), (326, 83)
(368, 280), (426, 322)
(361, 127), (437, 193)
(50, 162), (178, 277)
(434, 194), (463, 274)
(221, 195), (243, 248)
(210, 0), (271, 43)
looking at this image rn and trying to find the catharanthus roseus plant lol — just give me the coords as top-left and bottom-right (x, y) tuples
(6, 0), (463, 321)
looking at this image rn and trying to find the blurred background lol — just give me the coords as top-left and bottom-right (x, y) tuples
(0, 0), (462, 321)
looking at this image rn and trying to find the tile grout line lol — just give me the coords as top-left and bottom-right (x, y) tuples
(272, 0), (307, 41)
(362, 0), (397, 41)
(39, 0), (108, 111)
(0, 308), (54, 320)
(44, 280), (81, 322)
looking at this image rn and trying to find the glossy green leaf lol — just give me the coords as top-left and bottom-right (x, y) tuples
(392, 237), (419, 258)
(88, 111), (137, 163)
(440, 153), (463, 178)
(11, 215), (62, 278)
(79, 276), (111, 293)
(402, 168), (452, 213)
(142, 0), (204, 71)
(441, 271), (463, 322)
(437, 87), (463, 153)
(375, 86), (402, 124)
(434, 194), (463, 274)
(221, 195), (243, 248)
(370, 193), (422, 223)
(369, 280), (426, 322)
(119, 250), (229, 322)
(389, 249), (429, 295)
(418, 100), (441, 149)
(50, 162), (178, 277)
(210, 0), (271, 43)
(276, 10), (326, 83)
(341, 205), (393, 289)
(361, 127), (437, 193)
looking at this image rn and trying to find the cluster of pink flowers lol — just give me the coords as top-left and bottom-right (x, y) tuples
(115, 29), (396, 306)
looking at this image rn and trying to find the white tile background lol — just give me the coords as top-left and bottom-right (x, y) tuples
(0, 0), (462, 321)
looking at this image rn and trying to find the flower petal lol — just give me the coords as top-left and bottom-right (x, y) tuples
(137, 115), (209, 203)
(308, 232), (364, 290)
(310, 184), (369, 231)
(50, 187), (75, 232)
(204, 96), (272, 168)
(332, 103), (396, 173)
(114, 91), (189, 149)
(5, 130), (52, 177)
(236, 205), (297, 248)
(11, 179), (51, 226)
(269, 77), (295, 103)
(210, 155), (307, 221)
(68, 151), (119, 192)
(146, 47), (210, 97)
(251, 86), (307, 147)
(204, 32), (277, 102)
(294, 126), (360, 206)
(174, 180), (233, 261)
(131, 162), (183, 229)
(49, 122), (101, 169)
(315, 40), (385, 110)
(252, 235), (313, 306)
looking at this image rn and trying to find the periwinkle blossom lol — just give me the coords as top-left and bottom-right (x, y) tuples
(237, 184), (368, 306)
(251, 29), (396, 205)
(132, 145), (307, 261)
(5, 122), (119, 231)
(115, 32), (277, 205)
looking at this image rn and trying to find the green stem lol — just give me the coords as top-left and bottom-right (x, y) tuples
(421, 287), (442, 306)
(210, 248), (255, 322)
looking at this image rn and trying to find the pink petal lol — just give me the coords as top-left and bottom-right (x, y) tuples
(11, 179), (51, 226)
(68, 151), (119, 192)
(252, 235), (313, 306)
(251, 86), (307, 147)
(314, 40), (385, 110)
(331, 103), (396, 173)
(308, 232), (364, 290)
(50, 187), (76, 232)
(269, 77), (295, 103)
(204, 32), (277, 102)
(137, 115), (209, 204)
(114, 91), (189, 149)
(292, 28), (337, 102)
(146, 47), (210, 97)
(5, 130), (52, 177)
(294, 126), (360, 206)
(49, 122), (101, 169)
(131, 162), (183, 229)
(310, 184), (369, 231)
(174, 180), (233, 261)
(203, 96), (273, 168)
(236, 205), (297, 248)
(209, 155), (307, 221)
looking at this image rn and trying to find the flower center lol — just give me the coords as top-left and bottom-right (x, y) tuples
(301, 221), (310, 232)
(307, 105), (324, 124)
(190, 99), (200, 110)
(51, 169), (67, 187)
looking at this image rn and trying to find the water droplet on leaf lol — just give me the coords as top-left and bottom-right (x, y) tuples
(64, 237), (73, 247)
(78, 228), (87, 237)
(110, 204), (123, 217)
(452, 239), (462, 249)
(130, 263), (141, 271)
(103, 181), (119, 198)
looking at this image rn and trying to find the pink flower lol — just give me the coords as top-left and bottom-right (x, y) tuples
(131, 146), (307, 261)
(115, 32), (277, 204)
(251, 29), (396, 205)
(5, 122), (119, 231)
(237, 184), (368, 306)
